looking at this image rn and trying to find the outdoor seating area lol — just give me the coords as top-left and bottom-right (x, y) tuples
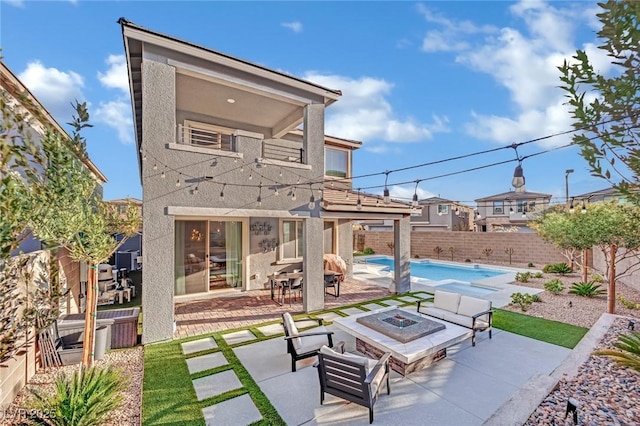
(282, 312), (335, 372)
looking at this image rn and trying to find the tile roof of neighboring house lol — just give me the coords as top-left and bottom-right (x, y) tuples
(0, 61), (107, 183)
(573, 187), (628, 199)
(418, 197), (474, 208)
(475, 190), (552, 202)
(106, 197), (142, 205)
(322, 188), (412, 214)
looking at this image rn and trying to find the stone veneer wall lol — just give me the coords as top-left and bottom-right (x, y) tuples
(354, 230), (566, 266)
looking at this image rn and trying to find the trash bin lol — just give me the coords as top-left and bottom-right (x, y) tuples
(94, 325), (109, 361)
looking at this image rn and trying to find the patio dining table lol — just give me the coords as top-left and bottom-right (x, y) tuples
(268, 271), (303, 305)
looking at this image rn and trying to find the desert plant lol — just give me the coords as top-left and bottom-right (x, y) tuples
(591, 273), (605, 283)
(515, 272), (532, 283)
(464, 258), (472, 263)
(569, 281), (606, 297)
(482, 248), (493, 259)
(362, 247), (375, 255)
(448, 246), (457, 261)
(544, 279), (565, 295)
(387, 242), (394, 251)
(528, 262), (535, 268)
(433, 246), (444, 260)
(531, 294), (542, 303)
(594, 331), (640, 372)
(544, 263), (573, 275)
(29, 365), (127, 425)
(542, 264), (554, 273)
(510, 292), (534, 311)
(617, 294), (640, 310)
(533, 272), (544, 279)
(504, 247), (515, 265)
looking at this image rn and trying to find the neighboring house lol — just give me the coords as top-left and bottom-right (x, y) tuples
(0, 61), (108, 406)
(106, 197), (143, 271)
(474, 190), (552, 232)
(120, 19), (412, 344)
(411, 197), (474, 232)
(572, 186), (634, 207)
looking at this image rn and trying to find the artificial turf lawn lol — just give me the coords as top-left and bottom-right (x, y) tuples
(493, 308), (588, 348)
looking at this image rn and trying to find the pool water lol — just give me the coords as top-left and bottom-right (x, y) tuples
(365, 257), (507, 282)
(437, 282), (496, 297)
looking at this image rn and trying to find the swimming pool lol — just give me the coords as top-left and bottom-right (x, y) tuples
(437, 282), (496, 297)
(364, 257), (508, 282)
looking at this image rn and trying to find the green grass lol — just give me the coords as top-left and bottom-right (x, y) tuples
(493, 309), (588, 348)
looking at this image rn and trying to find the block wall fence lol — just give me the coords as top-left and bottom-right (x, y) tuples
(353, 230), (567, 266)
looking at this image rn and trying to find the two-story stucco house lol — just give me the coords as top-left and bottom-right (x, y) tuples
(410, 197), (474, 232)
(119, 20), (412, 343)
(474, 190), (552, 232)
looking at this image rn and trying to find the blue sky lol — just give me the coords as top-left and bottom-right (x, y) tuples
(1, 0), (613, 205)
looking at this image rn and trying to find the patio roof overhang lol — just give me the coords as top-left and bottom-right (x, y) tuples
(321, 188), (413, 217)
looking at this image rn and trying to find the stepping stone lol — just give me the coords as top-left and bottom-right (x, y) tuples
(192, 370), (242, 401)
(186, 352), (228, 374)
(398, 295), (422, 303)
(362, 303), (387, 311)
(202, 394), (262, 425)
(182, 337), (217, 355)
(316, 312), (343, 322)
(381, 299), (403, 306)
(257, 323), (284, 336)
(222, 330), (256, 345)
(295, 319), (321, 329)
(413, 292), (433, 300)
(340, 307), (366, 316)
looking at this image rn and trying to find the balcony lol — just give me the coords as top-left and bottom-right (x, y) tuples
(261, 140), (304, 164)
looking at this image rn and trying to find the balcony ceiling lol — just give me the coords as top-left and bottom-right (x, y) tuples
(176, 74), (300, 130)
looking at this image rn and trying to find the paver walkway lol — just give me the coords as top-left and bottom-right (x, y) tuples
(174, 277), (391, 339)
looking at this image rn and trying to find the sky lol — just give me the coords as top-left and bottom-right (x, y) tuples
(1, 0), (615, 206)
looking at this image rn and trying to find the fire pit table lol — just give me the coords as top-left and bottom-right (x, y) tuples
(334, 307), (472, 376)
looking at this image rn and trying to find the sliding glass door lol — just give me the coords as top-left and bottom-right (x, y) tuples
(175, 219), (244, 296)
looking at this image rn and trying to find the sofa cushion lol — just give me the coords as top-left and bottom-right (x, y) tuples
(421, 306), (447, 320)
(457, 296), (491, 322)
(296, 330), (330, 355)
(442, 312), (471, 327)
(320, 345), (375, 369)
(434, 290), (461, 313)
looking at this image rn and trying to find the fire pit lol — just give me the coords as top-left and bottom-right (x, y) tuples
(356, 308), (445, 343)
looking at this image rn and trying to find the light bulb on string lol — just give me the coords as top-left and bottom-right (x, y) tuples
(161, 169), (166, 179)
(193, 186), (199, 195)
(308, 184), (315, 209)
(383, 171), (391, 204)
(356, 189), (362, 210)
(219, 184), (226, 202)
(256, 182), (262, 207)
(291, 190), (296, 201)
(153, 163), (158, 170)
(411, 180), (421, 208)
(274, 186), (279, 196)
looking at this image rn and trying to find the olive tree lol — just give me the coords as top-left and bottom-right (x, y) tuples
(558, 0), (639, 202)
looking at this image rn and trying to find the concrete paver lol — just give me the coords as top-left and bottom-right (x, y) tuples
(181, 337), (217, 355)
(192, 370), (243, 401)
(222, 329), (256, 345)
(186, 352), (228, 374)
(202, 394), (262, 426)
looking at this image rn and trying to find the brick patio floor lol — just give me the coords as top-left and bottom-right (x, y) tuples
(174, 278), (392, 339)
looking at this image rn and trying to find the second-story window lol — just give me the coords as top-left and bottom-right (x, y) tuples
(493, 201), (504, 214)
(325, 147), (348, 178)
(437, 205), (449, 215)
(517, 200), (528, 212)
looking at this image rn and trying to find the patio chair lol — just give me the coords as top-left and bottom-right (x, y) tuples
(316, 344), (391, 424)
(324, 272), (340, 297)
(289, 277), (303, 305)
(282, 312), (335, 372)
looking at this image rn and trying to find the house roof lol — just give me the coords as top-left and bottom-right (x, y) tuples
(106, 197), (142, 205)
(0, 61), (107, 183)
(287, 129), (362, 150)
(418, 197), (474, 208)
(322, 188), (412, 215)
(475, 190), (552, 202)
(119, 18), (343, 172)
(573, 186), (625, 199)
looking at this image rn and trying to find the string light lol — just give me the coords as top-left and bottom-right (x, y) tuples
(161, 169), (166, 179)
(308, 184), (315, 209)
(383, 171), (391, 204)
(356, 189), (362, 210)
(193, 186), (199, 195)
(256, 182), (262, 207)
(176, 173), (181, 187)
(153, 163), (158, 170)
(581, 200), (587, 214)
(345, 190), (349, 200)
(412, 180), (421, 208)
(569, 198), (575, 213)
(219, 184), (226, 201)
(274, 186), (279, 196)
(291, 189), (296, 201)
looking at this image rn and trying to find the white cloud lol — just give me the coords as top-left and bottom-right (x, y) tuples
(95, 55), (133, 144)
(18, 61), (85, 123)
(97, 55), (129, 94)
(389, 185), (435, 201)
(3, 0), (25, 7)
(419, 0), (609, 148)
(281, 21), (303, 33)
(304, 72), (449, 144)
(94, 100), (133, 144)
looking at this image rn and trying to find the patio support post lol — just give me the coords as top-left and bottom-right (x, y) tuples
(302, 103), (325, 312)
(392, 215), (411, 294)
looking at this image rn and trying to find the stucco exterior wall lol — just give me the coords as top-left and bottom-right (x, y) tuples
(356, 230), (566, 266)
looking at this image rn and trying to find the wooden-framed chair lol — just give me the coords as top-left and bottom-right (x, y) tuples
(282, 312), (334, 372)
(316, 344), (391, 424)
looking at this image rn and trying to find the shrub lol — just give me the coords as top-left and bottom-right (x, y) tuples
(528, 262), (535, 268)
(29, 365), (126, 426)
(595, 331), (640, 372)
(515, 272), (532, 283)
(544, 279), (565, 295)
(569, 281), (606, 297)
(510, 292), (534, 311)
(363, 247), (375, 255)
(433, 246), (444, 259)
(550, 263), (573, 275)
(542, 264), (554, 273)
(617, 294), (640, 310)
(448, 246), (457, 261)
(591, 273), (605, 283)
(533, 272), (543, 279)
(531, 293), (542, 303)
(464, 258), (472, 263)
(482, 248), (493, 258)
